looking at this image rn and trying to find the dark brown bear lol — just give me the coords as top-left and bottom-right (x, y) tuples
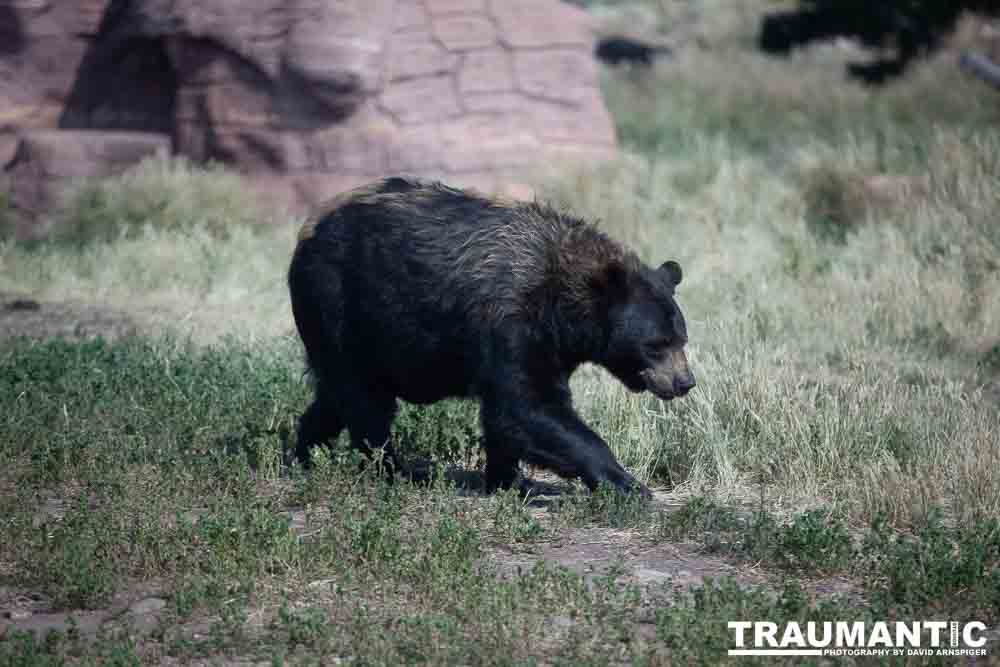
(288, 177), (695, 496)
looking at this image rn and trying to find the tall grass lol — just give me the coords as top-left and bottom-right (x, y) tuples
(55, 156), (266, 243)
(543, 31), (1000, 525)
(0, 158), (296, 339)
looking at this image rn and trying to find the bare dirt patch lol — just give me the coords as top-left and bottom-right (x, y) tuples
(492, 524), (763, 589)
(0, 585), (167, 641)
(0, 292), (137, 341)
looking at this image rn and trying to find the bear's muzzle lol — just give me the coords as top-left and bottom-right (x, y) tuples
(640, 347), (696, 400)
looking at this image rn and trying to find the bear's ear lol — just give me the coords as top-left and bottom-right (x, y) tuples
(659, 260), (683, 286)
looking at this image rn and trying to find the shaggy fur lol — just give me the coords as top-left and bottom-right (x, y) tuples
(288, 177), (695, 495)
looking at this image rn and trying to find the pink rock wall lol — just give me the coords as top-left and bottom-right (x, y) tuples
(1, 0), (617, 225)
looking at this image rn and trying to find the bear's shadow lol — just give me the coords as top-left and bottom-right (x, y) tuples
(402, 460), (571, 506)
(219, 427), (572, 507)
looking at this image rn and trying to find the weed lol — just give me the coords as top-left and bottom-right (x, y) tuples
(345, 496), (404, 567)
(659, 498), (854, 574)
(656, 576), (869, 665)
(657, 495), (741, 550)
(0, 630), (67, 667)
(491, 488), (546, 544)
(0, 628), (140, 667)
(0, 190), (14, 240)
(274, 604), (333, 650)
(553, 482), (652, 529)
(742, 509), (854, 573)
(52, 157), (264, 245)
(979, 343), (1000, 375)
(801, 165), (867, 244)
(862, 512), (1000, 619)
(29, 496), (119, 609)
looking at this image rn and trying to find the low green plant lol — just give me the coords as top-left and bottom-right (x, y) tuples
(0, 190), (15, 240)
(491, 488), (546, 544)
(52, 157), (264, 245)
(658, 495), (739, 536)
(657, 497), (853, 573)
(274, 604), (334, 650)
(981, 343), (1000, 375)
(862, 512), (1000, 618)
(0, 629), (69, 667)
(657, 495), (742, 551)
(742, 508), (854, 573)
(657, 576), (870, 665)
(0, 628), (140, 667)
(30, 496), (119, 609)
(553, 481), (652, 529)
(800, 165), (868, 244)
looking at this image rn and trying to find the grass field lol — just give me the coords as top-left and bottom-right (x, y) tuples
(2, 1), (999, 664)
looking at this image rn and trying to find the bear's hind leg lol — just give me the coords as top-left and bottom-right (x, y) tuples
(484, 445), (520, 492)
(342, 387), (400, 475)
(295, 384), (345, 467)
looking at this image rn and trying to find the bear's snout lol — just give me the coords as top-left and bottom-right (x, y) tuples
(639, 347), (695, 400)
(673, 372), (696, 397)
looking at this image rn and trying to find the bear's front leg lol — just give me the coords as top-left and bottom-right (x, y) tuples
(480, 397), (650, 498)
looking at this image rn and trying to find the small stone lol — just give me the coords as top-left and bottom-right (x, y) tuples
(551, 615), (574, 628)
(128, 597), (167, 616)
(6, 299), (41, 311)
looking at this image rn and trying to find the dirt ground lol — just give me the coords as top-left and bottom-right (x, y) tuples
(0, 292), (138, 341)
(0, 474), (854, 648)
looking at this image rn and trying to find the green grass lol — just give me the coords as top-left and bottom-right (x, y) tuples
(50, 156), (267, 245)
(0, 338), (675, 664)
(655, 577), (873, 666)
(661, 495), (1000, 617)
(2, 338), (998, 664)
(0, 158), (296, 340)
(0, 191), (13, 240)
(0, 629), (141, 667)
(540, 25), (1000, 526)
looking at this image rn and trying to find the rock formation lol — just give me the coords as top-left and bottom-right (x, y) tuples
(1, 0), (617, 233)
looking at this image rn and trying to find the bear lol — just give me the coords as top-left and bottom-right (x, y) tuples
(288, 177), (695, 496)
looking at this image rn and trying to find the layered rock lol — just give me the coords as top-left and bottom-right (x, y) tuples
(5, 131), (170, 233)
(1, 0), (617, 231)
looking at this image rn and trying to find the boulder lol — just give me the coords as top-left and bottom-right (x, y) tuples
(4, 130), (170, 237)
(1, 0), (617, 230)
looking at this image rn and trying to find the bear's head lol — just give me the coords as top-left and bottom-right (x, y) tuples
(601, 259), (695, 401)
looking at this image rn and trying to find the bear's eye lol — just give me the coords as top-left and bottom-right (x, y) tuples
(643, 338), (671, 359)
